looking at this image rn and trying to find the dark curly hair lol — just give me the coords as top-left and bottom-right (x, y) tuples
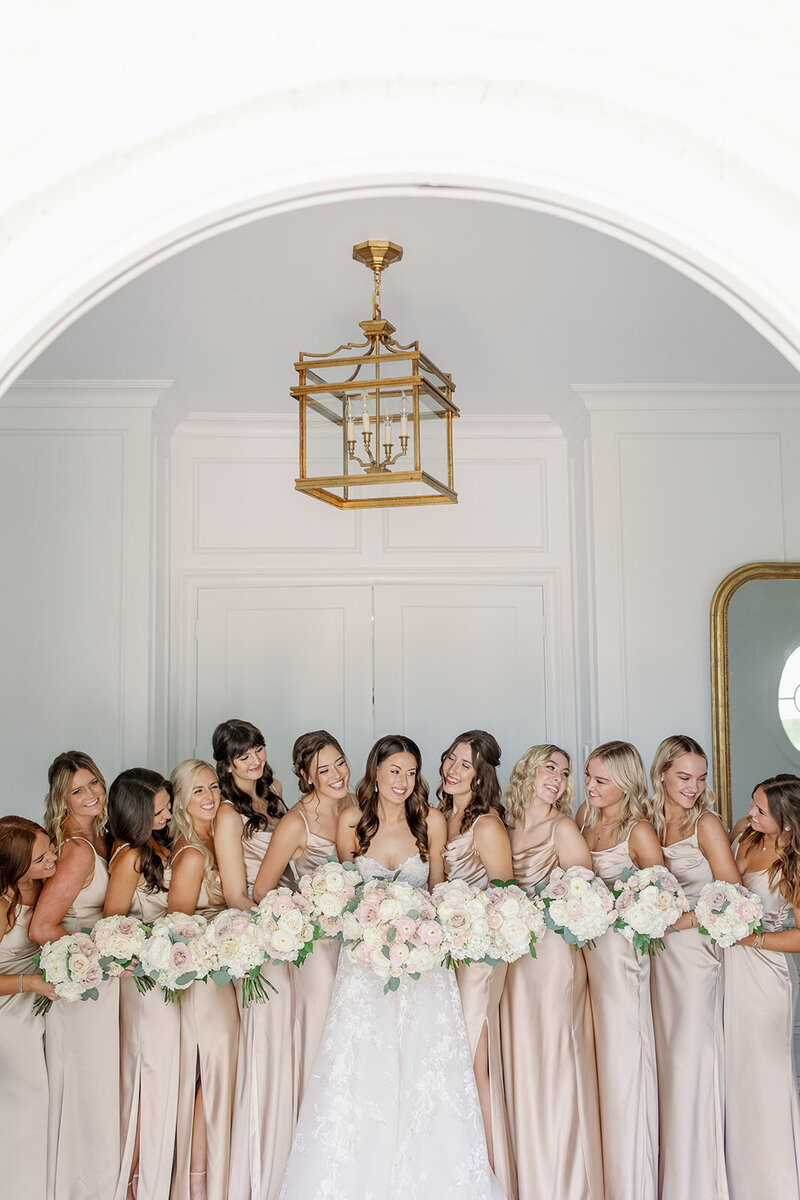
(213, 718), (285, 835)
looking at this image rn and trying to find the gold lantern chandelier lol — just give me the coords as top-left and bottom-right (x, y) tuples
(292, 240), (459, 509)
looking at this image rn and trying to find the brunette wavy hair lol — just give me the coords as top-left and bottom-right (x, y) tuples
(0, 815), (48, 931)
(355, 734), (430, 862)
(648, 734), (714, 842)
(107, 768), (172, 894)
(437, 730), (505, 833)
(739, 773), (800, 908)
(43, 750), (107, 849)
(504, 744), (575, 822)
(212, 719), (285, 834)
(583, 740), (650, 843)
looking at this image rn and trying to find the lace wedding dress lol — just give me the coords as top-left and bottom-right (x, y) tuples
(278, 853), (506, 1200)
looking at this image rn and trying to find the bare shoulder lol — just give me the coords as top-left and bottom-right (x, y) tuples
(575, 801), (587, 827)
(730, 815), (750, 844)
(273, 778), (283, 798)
(214, 802), (243, 831)
(630, 819), (661, 850)
(61, 837), (94, 866)
(473, 809), (510, 844)
(0, 893), (11, 940)
(110, 843), (140, 875)
(338, 806), (362, 832)
(696, 808), (726, 841)
(171, 841), (203, 871)
(426, 806), (447, 837)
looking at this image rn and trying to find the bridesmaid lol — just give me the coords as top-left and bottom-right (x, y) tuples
(647, 735), (739, 1200)
(726, 773), (800, 1200)
(500, 745), (604, 1200)
(212, 718), (294, 1200)
(439, 730), (518, 1200)
(30, 750), (121, 1200)
(252, 730), (352, 1110)
(577, 740), (664, 1200)
(168, 759), (239, 1200)
(104, 768), (179, 1200)
(0, 816), (58, 1200)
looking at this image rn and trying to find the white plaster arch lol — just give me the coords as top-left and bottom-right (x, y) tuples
(3, 5), (800, 390)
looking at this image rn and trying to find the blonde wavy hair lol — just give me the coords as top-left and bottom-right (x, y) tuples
(648, 734), (713, 843)
(504, 744), (575, 823)
(44, 750), (107, 849)
(168, 758), (219, 888)
(583, 740), (649, 842)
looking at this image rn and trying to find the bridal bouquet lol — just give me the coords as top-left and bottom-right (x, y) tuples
(33, 930), (105, 1014)
(253, 887), (319, 967)
(536, 865), (616, 948)
(610, 866), (689, 955)
(90, 914), (151, 990)
(484, 883), (547, 962)
(431, 878), (492, 964)
(135, 912), (216, 1003)
(342, 878), (445, 993)
(695, 880), (764, 948)
(205, 908), (276, 1007)
(432, 879), (546, 966)
(297, 858), (363, 937)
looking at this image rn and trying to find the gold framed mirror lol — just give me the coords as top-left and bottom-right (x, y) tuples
(711, 561), (800, 829)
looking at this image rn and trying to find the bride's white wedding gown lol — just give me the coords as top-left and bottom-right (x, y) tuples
(278, 853), (506, 1200)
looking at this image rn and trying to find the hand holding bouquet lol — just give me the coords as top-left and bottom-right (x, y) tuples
(695, 880), (764, 948)
(611, 866), (689, 954)
(342, 878), (445, 993)
(537, 865), (616, 949)
(33, 931), (105, 1014)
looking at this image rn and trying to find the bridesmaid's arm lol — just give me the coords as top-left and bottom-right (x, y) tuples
(167, 847), (204, 916)
(553, 816), (593, 870)
(0, 898), (55, 998)
(214, 803), (251, 910)
(629, 820), (665, 870)
(739, 901), (800, 951)
(472, 814), (514, 883)
(336, 807), (360, 863)
(425, 808), (447, 889)
(29, 840), (93, 944)
(697, 811), (742, 884)
(103, 845), (141, 917)
(252, 810), (305, 904)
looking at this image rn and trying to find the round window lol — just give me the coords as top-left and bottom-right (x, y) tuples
(778, 645), (800, 752)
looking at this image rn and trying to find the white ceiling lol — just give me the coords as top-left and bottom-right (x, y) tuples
(23, 194), (800, 416)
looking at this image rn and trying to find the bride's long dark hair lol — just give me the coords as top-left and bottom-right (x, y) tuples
(355, 734), (430, 862)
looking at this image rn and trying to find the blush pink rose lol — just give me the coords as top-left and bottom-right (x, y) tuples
(547, 880), (569, 900)
(389, 942), (410, 965)
(566, 898), (584, 919)
(418, 920), (443, 948)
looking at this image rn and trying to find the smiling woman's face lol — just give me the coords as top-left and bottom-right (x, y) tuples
(185, 766), (221, 825)
(66, 768), (105, 821)
(376, 752), (418, 806)
(532, 751), (571, 806)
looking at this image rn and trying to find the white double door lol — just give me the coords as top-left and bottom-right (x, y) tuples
(195, 583), (547, 800)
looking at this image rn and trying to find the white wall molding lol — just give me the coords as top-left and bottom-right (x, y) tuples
(572, 385), (800, 412)
(2, 380), (173, 409)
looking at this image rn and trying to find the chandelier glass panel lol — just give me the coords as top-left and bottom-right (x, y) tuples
(292, 240), (459, 509)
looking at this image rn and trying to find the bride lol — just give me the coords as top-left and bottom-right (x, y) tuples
(278, 734), (505, 1200)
